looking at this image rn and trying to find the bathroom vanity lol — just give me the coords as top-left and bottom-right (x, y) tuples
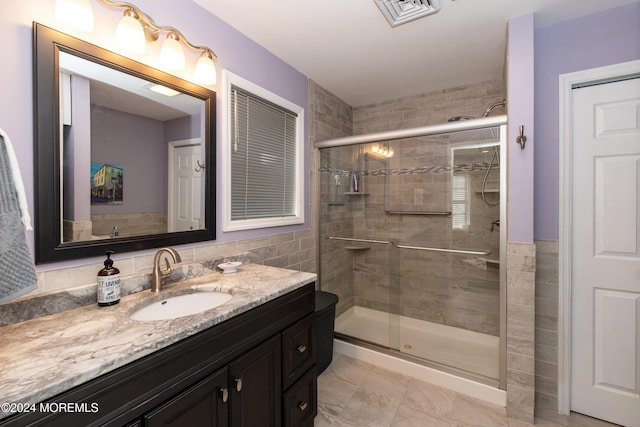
(0, 264), (317, 427)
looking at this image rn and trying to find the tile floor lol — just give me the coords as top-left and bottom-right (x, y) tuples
(316, 353), (620, 427)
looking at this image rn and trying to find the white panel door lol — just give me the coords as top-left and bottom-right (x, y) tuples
(571, 77), (640, 427)
(169, 144), (202, 232)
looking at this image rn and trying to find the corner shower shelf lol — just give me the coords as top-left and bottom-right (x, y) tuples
(344, 246), (371, 250)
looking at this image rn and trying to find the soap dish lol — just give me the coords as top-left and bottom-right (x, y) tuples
(218, 261), (242, 274)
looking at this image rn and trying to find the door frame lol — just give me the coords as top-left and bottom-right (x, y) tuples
(557, 59), (640, 415)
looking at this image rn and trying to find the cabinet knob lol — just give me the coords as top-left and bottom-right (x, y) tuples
(235, 377), (243, 392)
(297, 345), (307, 354)
(297, 401), (308, 412)
(220, 387), (229, 403)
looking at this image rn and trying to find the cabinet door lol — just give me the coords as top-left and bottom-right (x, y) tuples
(144, 367), (229, 427)
(229, 335), (282, 427)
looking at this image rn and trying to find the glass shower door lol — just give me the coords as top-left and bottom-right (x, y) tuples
(319, 143), (394, 348)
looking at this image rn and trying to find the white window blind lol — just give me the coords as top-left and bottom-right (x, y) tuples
(451, 174), (470, 230)
(230, 86), (298, 221)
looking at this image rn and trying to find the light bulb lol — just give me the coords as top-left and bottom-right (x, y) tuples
(194, 50), (217, 85)
(160, 33), (186, 71)
(115, 9), (146, 54)
(55, 0), (94, 32)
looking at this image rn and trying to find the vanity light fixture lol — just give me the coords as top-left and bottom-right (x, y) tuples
(114, 8), (145, 54)
(54, 0), (218, 85)
(159, 32), (186, 71)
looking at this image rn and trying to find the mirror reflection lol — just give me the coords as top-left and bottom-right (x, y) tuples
(33, 23), (216, 263)
(59, 52), (206, 242)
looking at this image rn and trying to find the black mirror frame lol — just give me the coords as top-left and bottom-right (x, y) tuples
(33, 22), (216, 264)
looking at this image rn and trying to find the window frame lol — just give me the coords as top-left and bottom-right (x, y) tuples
(221, 70), (305, 232)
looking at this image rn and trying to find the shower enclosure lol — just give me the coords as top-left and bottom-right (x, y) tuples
(317, 117), (507, 388)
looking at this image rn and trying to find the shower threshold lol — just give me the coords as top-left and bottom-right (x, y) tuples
(335, 306), (499, 380)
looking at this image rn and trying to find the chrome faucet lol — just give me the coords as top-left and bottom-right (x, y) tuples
(151, 247), (182, 292)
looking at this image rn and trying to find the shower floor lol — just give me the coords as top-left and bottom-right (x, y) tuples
(335, 306), (499, 379)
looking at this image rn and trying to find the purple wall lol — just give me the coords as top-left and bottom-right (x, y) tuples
(507, 14), (535, 244)
(534, 2), (640, 240)
(0, 0), (309, 268)
(91, 107), (165, 213)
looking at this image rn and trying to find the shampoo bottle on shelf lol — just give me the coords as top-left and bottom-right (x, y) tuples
(351, 171), (360, 192)
(97, 251), (121, 306)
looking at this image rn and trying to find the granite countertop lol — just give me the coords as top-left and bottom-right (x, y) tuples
(0, 264), (316, 419)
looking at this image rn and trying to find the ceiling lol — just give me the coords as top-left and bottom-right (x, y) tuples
(193, 0), (637, 106)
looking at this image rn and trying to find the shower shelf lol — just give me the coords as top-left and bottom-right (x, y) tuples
(344, 192), (368, 196)
(475, 189), (499, 193)
(328, 236), (392, 245)
(344, 246), (371, 250)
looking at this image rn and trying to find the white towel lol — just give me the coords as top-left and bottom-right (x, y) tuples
(0, 128), (32, 230)
(0, 131), (38, 303)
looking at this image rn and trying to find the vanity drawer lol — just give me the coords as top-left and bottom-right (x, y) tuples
(281, 314), (316, 389)
(282, 367), (317, 427)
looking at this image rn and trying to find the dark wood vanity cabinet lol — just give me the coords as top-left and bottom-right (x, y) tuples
(0, 283), (317, 427)
(144, 366), (230, 427)
(145, 335), (281, 427)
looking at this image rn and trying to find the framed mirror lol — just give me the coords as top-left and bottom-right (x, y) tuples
(33, 22), (216, 264)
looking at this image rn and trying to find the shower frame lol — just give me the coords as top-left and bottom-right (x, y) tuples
(315, 115), (508, 390)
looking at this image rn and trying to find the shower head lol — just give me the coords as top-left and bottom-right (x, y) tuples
(447, 100), (506, 122)
(482, 100), (506, 117)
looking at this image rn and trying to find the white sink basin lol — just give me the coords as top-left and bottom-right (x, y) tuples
(130, 292), (232, 321)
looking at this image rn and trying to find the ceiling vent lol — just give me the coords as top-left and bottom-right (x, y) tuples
(374, 0), (440, 27)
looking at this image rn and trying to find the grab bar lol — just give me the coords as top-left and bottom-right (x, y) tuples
(395, 244), (491, 256)
(328, 237), (392, 245)
(385, 210), (452, 216)
(329, 237), (490, 255)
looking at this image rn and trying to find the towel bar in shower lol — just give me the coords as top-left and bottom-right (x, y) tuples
(385, 210), (452, 216)
(395, 244), (491, 256)
(329, 237), (490, 255)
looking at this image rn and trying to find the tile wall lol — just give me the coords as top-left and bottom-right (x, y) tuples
(309, 80), (355, 317)
(34, 231), (316, 293)
(534, 240), (560, 417)
(506, 242), (537, 423)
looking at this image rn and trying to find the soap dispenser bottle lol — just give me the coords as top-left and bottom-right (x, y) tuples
(97, 251), (121, 306)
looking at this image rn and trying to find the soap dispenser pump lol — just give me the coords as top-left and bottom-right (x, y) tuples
(97, 251), (121, 306)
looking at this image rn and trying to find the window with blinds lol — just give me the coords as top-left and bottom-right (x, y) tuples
(451, 174), (470, 230)
(222, 71), (304, 231)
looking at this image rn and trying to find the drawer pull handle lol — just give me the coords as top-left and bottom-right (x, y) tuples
(220, 387), (229, 403)
(297, 345), (307, 354)
(298, 401), (308, 411)
(235, 377), (243, 392)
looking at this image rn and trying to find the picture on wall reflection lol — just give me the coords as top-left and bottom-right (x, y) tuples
(91, 162), (123, 205)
